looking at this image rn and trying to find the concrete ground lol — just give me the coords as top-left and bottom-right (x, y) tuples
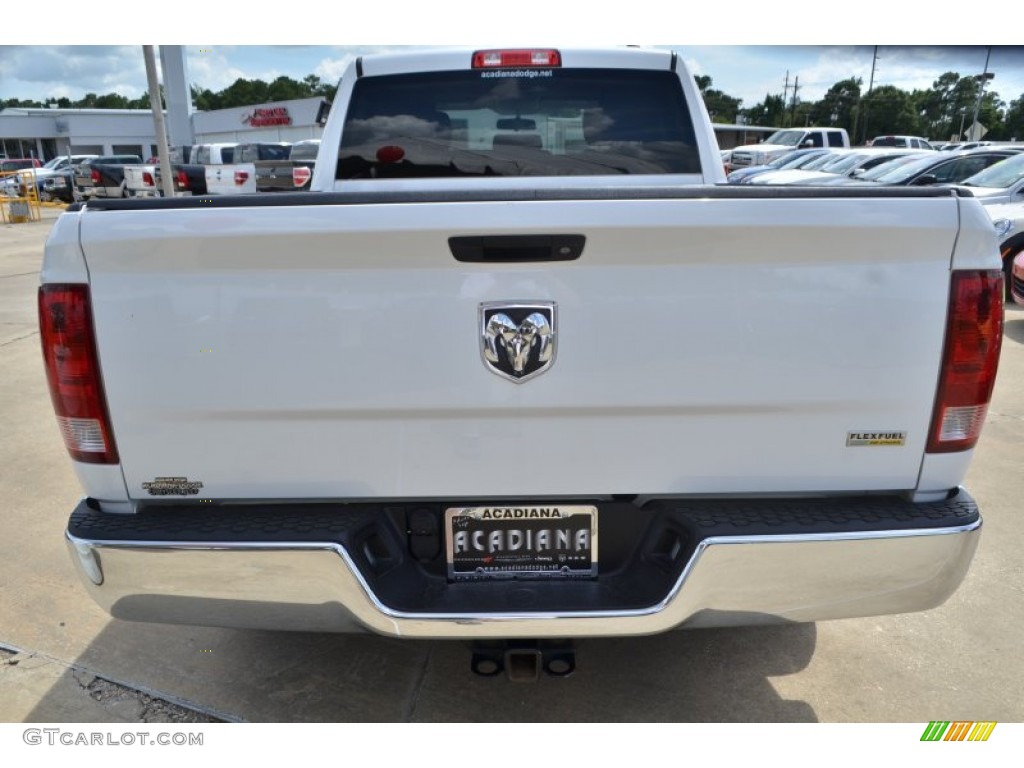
(1, 207), (1022, 723)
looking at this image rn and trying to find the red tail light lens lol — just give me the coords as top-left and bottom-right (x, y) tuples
(927, 270), (1003, 453)
(234, 170), (249, 185)
(472, 49), (561, 68)
(292, 167), (312, 187)
(142, 172), (155, 186)
(90, 169), (101, 184)
(38, 285), (119, 464)
(176, 169), (189, 189)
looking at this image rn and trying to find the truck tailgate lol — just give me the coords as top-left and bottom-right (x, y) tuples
(79, 192), (959, 500)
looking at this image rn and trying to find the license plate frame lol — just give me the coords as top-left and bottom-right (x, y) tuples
(445, 504), (598, 581)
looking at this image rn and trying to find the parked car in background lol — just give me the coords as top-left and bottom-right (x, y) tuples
(726, 148), (830, 184)
(2, 154), (97, 197)
(236, 142), (292, 189)
(255, 139), (321, 192)
(126, 144), (237, 198)
(0, 158), (41, 174)
(869, 135), (935, 150)
(728, 127), (850, 170)
(749, 149), (918, 185)
(720, 149), (732, 173)
(816, 149), (1023, 188)
(203, 142), (288, 196)
(74, 155), (144, 200)
(40, 169), (77, 203)
(1012, 251), (1024, 304)
(958, 152), (1024, 205)
(989, 201), (1024, 302)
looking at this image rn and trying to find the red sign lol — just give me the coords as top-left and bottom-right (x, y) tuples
(243, 107), (292, 127)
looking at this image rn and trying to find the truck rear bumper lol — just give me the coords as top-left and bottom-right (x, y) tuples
(65, 492), (981, 639)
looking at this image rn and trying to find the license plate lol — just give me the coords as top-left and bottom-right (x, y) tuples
(445, 505), (597, 580)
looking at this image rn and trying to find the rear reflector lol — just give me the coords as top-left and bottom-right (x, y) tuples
(472, 49), (561, 68)
(292, 166), (312, 187)
(927, 270), (1003, 453)
(38, 285), (119, 464)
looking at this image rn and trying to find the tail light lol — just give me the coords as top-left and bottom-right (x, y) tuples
(927, 270), (1003, 453)
(39, 285), (119, 464)
(292, 166), (312, 188)
(234, 170), (249, 185)
(142, 172), (155, 186)
(90, 168), (101, 184)
(472, 49), (561, 68)
(176, 169), (189, 189)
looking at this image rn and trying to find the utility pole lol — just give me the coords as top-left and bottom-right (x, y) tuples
(969, 46), (994, 142)
(143, 46), (175, 198)
(782, 71), (790, 127)
(861, 45), (878, 145)
(790, 76), (800, 127)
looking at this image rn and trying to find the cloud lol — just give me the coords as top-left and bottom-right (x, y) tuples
(186, 48), (249, 92)
(314, 55), (354, 84)
(0, 45), (147, 99)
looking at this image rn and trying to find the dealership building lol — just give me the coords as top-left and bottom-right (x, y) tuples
(0, 97), (331, 160)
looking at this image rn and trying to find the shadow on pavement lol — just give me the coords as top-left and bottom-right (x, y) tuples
(1002, 314), (1024, 345)
(25, 618), (817, 722)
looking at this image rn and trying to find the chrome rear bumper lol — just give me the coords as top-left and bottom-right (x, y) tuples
(65, 495), (981, 639)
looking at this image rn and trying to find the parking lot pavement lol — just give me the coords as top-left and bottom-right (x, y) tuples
(2, 209), (1023, 722)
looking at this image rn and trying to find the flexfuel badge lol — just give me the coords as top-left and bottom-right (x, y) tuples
(846, 431), (907, 447)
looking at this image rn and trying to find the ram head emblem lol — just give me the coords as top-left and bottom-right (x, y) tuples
(480, 302), (556, 383)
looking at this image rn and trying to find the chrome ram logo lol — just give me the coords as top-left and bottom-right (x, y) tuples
(480, 302), (556, 383)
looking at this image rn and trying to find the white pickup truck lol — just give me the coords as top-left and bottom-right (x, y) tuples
(729, 127), (851, 170)
(43, 48), (1003, 676)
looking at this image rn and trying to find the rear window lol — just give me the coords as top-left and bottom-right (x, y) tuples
(872, 137), (906, 148)
(289, 141), (321, 162)
(337, 68), (700, 179)
(237, 144), (291, 162)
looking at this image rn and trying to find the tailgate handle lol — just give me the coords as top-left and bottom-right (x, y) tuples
(449, 235), (585, 263)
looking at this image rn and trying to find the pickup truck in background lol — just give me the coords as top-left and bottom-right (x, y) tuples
(256, 139), (320, 192)
(729, 127), (850, 170)
(2, 154), (98, 199)
(199, 142), (299, 196)
(204, 142), (290, 195)
(73, 155), (143, 200)
(126, 143), (238, 198)
(44, 48), (1003, 678)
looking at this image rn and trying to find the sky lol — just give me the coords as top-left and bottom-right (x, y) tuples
(3, 45), (1023, 112)
(2, 3), (1022, 112)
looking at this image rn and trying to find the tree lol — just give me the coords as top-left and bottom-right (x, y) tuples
(94, 93), (131, 109)
(1004, 93), (1024, 141)
(863, 85), (921, 137)
(742, 94), (786, 127)
(267, 76), (307, 103)
(811, 78), (861, 135)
